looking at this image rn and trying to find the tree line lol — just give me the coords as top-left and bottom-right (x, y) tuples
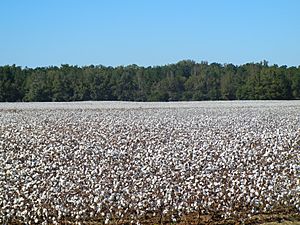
(0, 60), (299, 102)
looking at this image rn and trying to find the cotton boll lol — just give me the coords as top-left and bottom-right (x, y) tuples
(1, 101), (299, 223)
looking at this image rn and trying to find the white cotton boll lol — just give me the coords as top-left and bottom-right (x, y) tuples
(1, 101), (299, 224)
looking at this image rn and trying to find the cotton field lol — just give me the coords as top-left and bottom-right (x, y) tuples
(0, 101), (299, 224)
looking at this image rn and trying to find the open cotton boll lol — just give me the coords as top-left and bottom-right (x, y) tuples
(0, 101), (299, 224)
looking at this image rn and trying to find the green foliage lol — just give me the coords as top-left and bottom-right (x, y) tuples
(0, 61), (299, 102)
(0, 65), (26, 102)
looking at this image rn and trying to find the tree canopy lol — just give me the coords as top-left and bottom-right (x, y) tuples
(0, 61), (299, 102)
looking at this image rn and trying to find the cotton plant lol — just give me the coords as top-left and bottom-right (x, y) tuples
(0, 101), (299, 224)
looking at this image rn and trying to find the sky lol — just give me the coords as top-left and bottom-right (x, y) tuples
(0, 0), (299, 68)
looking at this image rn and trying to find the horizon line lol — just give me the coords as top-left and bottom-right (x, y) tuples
(1, 59), (299, 69)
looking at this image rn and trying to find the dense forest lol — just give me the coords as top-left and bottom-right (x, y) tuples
(0, 60), (299, 102)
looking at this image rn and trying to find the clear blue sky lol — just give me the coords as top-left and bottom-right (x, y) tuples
(0, 0), (299, 68)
